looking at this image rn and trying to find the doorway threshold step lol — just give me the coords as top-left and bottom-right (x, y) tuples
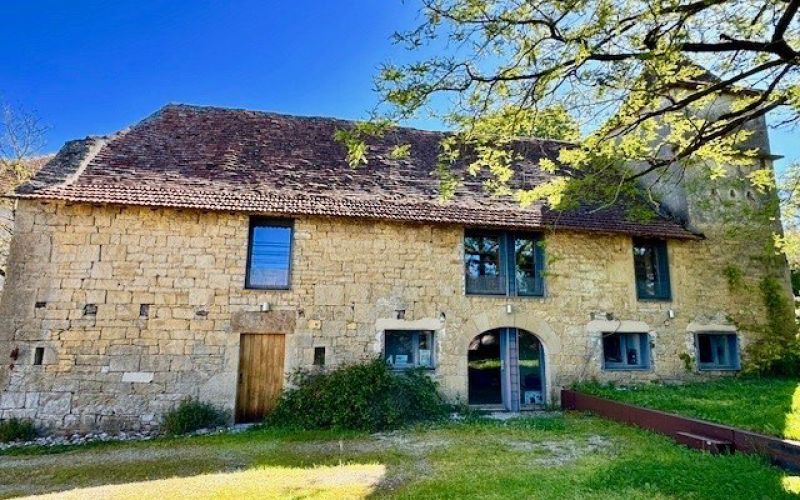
(675, 431), (734, 454)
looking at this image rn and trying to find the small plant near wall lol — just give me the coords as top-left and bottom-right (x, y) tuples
(678, 352), (694, 372)
(0, 418), (36, 442)
(266, 358), (449, 431)
(161, 398), (230, 435)
(744, 276), (800, 376)
(722, 265), (744, 292)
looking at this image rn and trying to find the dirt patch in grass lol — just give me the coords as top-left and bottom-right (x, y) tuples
(503, 434), (614, 466)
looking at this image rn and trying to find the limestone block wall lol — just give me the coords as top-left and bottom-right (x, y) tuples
(0, 199), (784, 432)
(0, 198), (13, 293)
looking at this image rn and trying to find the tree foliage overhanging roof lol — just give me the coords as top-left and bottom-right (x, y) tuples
(346, 0), (799, 208)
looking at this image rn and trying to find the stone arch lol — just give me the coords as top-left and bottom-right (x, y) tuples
(459, 306), (560, 405)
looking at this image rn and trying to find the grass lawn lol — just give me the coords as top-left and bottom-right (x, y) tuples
(1, 414), (798, 499)
(576, 377), (800, 440)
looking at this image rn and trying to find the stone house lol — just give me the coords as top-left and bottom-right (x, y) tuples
(0, 104), (790, 432)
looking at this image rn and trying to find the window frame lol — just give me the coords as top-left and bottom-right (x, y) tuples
(632, 238), (672, 301)
(601, 332), (652, 371)
(383, 330), (436, 370)
(695, 333), (741, 371)
(464, 229), (545, 297)
(245, 217), (294, 290)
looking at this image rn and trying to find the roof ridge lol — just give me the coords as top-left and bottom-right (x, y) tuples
(158, 103), (576, 146)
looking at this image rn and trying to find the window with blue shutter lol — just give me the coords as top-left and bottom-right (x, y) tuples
(246, 218), (293, 289)
(465, 230), (544, 297)
(633, 238), (671, 300)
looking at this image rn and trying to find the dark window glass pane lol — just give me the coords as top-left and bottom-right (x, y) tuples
(385, 331), (415, 367)
(248, 223), (291, 288)
(515, 237), (543, 296)
(603, 335), (623, 364)
(698, 334), (713, 363)
(727, 335), (738, 367)
(417, 331), (433, 367)
(633, 239), (670, 299)
(713, 336), (728, 365)
(625, 334), (642, 366)
(465, 233), (506, 294)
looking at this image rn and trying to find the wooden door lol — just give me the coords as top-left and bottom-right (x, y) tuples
(236, 333), (285, 422)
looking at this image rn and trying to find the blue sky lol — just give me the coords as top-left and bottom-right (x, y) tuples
(2, 0), (796, 171)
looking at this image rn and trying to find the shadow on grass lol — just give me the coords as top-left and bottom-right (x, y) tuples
(2, 415), (798, 499)
(0, 426), (383, 499)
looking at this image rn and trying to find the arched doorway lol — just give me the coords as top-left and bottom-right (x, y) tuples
(468, 328), (545, 411)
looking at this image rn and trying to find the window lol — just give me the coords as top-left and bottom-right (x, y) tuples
(697, 333), (740, 370)
(384, 330), (434, 369)
(464, 230), (544, 296)
(633, 238), (671, 300)
(602, 332), (650, 370)
(246, 219), (293, 289)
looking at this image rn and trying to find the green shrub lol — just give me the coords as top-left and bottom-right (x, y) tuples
(161, 398), (229, 435)
(266, 358), (449, 431)
(0, 418), (36, 442)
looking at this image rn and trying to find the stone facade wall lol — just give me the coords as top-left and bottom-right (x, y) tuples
(0, 198), (14, 293)
(1, 157), (52, 295)
(0, 199), (786, 432)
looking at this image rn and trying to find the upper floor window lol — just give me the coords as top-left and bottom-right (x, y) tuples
(633, 238), (671, 300)
(602, 332), (650, 370)
(696, 333), (740, 371)
(246, 218), (293, 289)
(464, 230), (544, 296)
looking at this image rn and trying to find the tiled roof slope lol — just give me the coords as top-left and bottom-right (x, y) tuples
(13, 104), (698, 239)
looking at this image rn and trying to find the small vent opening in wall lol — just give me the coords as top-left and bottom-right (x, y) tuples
(313, 347), (326, 366)
(83, 304), (98, 316)
(33, 347), (44, 365)
(34, 301), (46, 309)
(139, 304), (150, 318)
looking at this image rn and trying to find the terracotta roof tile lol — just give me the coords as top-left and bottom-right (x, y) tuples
(13, 104), (699, 240)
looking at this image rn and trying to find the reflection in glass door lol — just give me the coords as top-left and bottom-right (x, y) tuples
(518, 332), (544, 406)
(468, 331), (502, 405)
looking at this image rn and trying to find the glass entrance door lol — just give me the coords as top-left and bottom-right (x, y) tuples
(468, 328), (544, 409)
